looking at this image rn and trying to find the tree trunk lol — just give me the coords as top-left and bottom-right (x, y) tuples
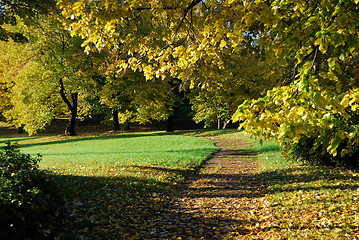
(222, 119), (229, 129)
(112, 108), (120, 131)
(217, 113), (221, 129)
(166, 115), (174, 132)
(59, 78), (78, 136)
(64, 93), (78, 136)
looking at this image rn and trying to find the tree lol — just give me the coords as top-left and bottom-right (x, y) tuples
(188, 43), (276, 129)
(0, 38), (65, 135)
(0, 15), (102, 136)
(30, 13), (110, 136)
(57, 0), (271, 129)
(0, 66), (11, 114)
(0, 0), (56, 42)
(96, 64), (177, 131)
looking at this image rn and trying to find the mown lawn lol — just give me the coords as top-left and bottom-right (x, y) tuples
(1, 131), (218, 239)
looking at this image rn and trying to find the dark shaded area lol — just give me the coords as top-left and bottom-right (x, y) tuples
(48, 173), (175, 239)
(286, 136), (359, 168)
(52, 158), (359, 239)
(0, 114), (208, 138)
(166, 116), (174, 132)
(0, 142), (64, 240)
(0, 137), (39, 146)
(259, 166), (359, 194)
(4, 132), (167, 149)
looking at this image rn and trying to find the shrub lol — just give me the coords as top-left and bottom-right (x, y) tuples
(0, 141), (64, 239)
(284, 136), (359, 168)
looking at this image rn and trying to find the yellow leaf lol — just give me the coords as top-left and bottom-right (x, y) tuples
(340, 96), (349, 108)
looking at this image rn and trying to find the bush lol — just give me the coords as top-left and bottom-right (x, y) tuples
(284, 136), (359, 168)
(0, 141), (64, 239)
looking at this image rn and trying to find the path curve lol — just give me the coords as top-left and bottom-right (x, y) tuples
(118, 136), (271, 239)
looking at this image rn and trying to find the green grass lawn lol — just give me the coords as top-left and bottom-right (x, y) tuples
(16, 132), (217, 175)
(1, 131), (218, 239)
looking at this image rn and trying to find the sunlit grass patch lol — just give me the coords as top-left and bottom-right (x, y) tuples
(19, 133), (217, 171)
(0, 131), (218, 239)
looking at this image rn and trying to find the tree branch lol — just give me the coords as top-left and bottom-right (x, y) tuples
(174, 0), (203, 37)
(59, 78), (72, 110)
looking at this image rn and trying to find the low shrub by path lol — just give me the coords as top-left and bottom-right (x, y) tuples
(0, 142), (64, 239)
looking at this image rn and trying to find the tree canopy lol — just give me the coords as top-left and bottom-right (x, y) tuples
(1, 0), (359, 164)
(0, 0), (56, 42)
(58, 0), (359, 161)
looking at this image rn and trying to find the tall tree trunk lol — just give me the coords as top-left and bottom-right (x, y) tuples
(59, 78), (78, 136)
(112, 108), (120, 131)
(64, 93), (78, 136)
(166, 115), (174, 132)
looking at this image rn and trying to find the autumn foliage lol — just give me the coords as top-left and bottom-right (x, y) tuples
(54, 0), (359, 166)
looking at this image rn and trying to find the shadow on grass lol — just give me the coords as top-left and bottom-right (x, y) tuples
(258, 166), (359, 193)
(50, 167), (263, 239)
(255, 143), (280, 154)
(175, 129), (238, 138)
(4, 129), (235, 149)
(36, 148), (217, 157)
(50, 172), (175, 239)
(0, 137), (39, 145)
(244, 141), (359, 193)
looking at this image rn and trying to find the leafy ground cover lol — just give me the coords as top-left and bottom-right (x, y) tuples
(250, 136), (359, 239)
(1, 129), (359, 239)
(1, 131), (218, 239)
(129, 131), (271, 239)
(174, 130), (359, 239)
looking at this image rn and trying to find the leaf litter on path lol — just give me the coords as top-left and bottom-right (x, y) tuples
(117, 138), (273, 239)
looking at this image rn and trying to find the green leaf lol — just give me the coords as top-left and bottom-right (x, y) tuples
(339, 53), (345, 61)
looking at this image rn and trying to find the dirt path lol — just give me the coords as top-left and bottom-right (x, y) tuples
(120, 137), (271, 239)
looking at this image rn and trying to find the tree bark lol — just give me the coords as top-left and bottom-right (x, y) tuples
(18, 126), (24, 134)
(217, 113), (221, 129)
(59, 78), (78, 136)
(64, 93), (78, 136)
(112, 108), (121, 131)
(222, 119), (228, 129)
